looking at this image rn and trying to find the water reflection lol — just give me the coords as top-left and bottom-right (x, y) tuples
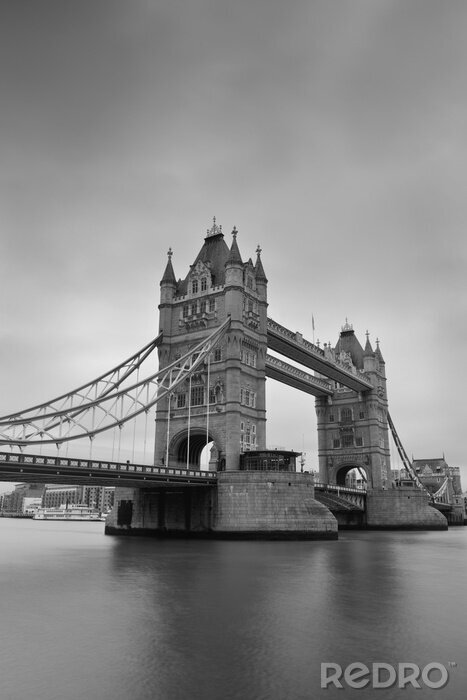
(1, 521), (466, 700)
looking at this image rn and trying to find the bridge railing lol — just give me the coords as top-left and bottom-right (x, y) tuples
(0, 451), (217, 481)
(267, 318), (325, 357)
(314, 482), (367, 495)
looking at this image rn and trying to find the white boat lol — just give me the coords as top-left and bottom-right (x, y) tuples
(33, 504), (105, 521)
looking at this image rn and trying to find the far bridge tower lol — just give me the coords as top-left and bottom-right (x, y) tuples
(315, 322), (391, 489)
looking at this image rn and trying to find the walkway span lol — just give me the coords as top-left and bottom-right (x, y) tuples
(267, 318), (373, 393)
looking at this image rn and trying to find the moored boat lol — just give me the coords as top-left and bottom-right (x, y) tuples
(33, 504), (105, 521)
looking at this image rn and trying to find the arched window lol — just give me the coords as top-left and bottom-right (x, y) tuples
(341, 407), (352, 423)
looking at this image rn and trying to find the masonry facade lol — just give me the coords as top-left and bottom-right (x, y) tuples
(315, 322), (391, 489)
(154, 219), (268, 472)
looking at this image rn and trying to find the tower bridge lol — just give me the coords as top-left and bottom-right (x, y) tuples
(0, 219), (450, 536)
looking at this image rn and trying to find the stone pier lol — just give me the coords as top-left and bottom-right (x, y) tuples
(365, 487), (448, 529)
(105, 471), (338, 539)
(213, 471), (337, 539)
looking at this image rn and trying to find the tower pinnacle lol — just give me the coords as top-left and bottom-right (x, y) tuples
(206, 216), (223, 238)
(226, 227), (243, 265)
(160, 247), (177, 285)
(254, 243), (267, 282)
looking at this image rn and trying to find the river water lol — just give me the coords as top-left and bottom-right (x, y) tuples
(1, 519), (466, 700)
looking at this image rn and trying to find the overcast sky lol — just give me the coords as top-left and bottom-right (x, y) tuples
(1, 0), (466, 492)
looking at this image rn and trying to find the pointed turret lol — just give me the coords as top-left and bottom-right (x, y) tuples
(224, 227), (244, 320)
(375, 338), (385, 364)
(225, 226), (243, 266)
(159, 248), (177, 334)
(254, 245), (268, 283)
(160, 248), (177, 286)
(363, 330), (377, 373)
(364, 330), (373, 356)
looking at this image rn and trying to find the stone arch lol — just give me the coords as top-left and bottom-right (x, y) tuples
(332, 462), (369, 488)
(169, 427), (221, 469)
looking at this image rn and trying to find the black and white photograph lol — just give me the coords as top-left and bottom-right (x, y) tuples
(1, 1), (466, 699)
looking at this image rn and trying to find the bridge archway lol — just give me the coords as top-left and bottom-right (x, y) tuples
(169, 429), (221, 470)
(334, 464), (368, 488)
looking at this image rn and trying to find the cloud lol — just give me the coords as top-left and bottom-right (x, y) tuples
(1, 0), (466, 493)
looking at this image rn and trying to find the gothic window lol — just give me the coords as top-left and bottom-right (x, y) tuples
(177, 393), (186, 409)
(208, 387), (216, 404)
(190, 302), (197, 315)
(192, 280), (198, 294)
(329, 414), (334, 422)
(183, 305), (188, 318)
(359, 410), (365, 419)
(342, 434), (354, 448)
(190, 386), (204, 406)
(333, 438), (340, 448)
(241, 389), (256, 407)
(201, 278), (207, 291)
(209, 298), (215, 312)
(200, 300), (207, 313)
(241, 341), (258, 367)
(214, 348), (222, 362)
(356, 436), (363, 447)
(240, 422), (256, 452)
(341, 408), (352, 423)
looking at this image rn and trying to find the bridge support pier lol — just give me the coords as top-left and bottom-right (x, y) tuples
(105, 486), (216, 537)
(213, 471), (337, 539)
(365, 488), (448, 530)
(105, 474), (338, 539)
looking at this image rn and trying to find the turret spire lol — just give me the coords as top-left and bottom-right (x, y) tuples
(375, 337), (385, 363)
(226, 227), (243, 266)
(160, 247), (177, 285)
(364, 329), (373, 355)
(254, 244), (268, 282)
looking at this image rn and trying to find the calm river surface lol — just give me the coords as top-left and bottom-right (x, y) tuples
(1, 519), (466, 700)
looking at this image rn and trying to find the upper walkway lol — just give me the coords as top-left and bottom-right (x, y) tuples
(267, 318), (373, 393)
(265, 354), (333, 397)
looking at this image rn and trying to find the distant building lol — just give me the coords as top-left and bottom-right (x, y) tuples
(412, 457), (463, 494)
(411, 457), (465, 524)
(1, 483), (116, 515)
(42, 485), (83, 508)
(41, 484), (115, 512)
(0, 483), (45, 515)
(82, 485), (115, 513)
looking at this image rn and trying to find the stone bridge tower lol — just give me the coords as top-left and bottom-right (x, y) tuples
(154, 219), (268, 471)
(315, 322), (391, 489)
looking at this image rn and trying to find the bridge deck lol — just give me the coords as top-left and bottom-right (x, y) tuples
(0, 452), (217, 488)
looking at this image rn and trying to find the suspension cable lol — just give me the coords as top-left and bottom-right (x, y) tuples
(206, 350), (211, 469)
(187, 373), (192, 469)
(0, 318), (231, 447)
